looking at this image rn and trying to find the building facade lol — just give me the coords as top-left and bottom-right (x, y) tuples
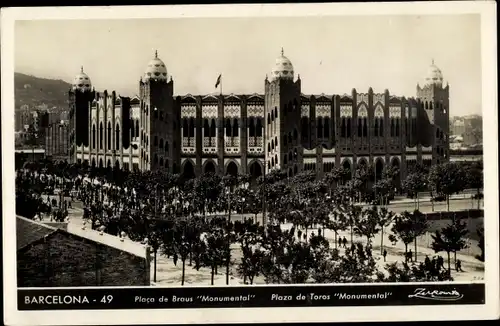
(69, 50), (450, 184)
(45, 120), (70, 161)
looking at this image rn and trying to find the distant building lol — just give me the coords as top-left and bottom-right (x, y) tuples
(45, 120), (70, 161)
(16, 216), (151, 287)
(69, 52), (450, 186)
(450, 115), (482, 146)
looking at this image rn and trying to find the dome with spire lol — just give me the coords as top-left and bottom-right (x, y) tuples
(72, 66), (92, 92)
(144, 50), (168, 81)
(424, 59), (444, 87)
(271, 48), (294, 81)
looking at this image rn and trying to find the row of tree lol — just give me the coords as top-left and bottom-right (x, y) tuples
(16, 159), (485, 285)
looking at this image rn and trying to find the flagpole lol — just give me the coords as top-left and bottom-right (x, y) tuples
(220, 74), (222, 96)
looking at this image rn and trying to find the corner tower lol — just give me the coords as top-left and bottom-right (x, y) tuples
(416, 59), (450, 164)
(69, 66), (95, 163)
(264, 48), (302, 176)
(139, 51), (178, 171)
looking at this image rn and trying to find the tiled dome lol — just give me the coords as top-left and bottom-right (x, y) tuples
(72, 66), (92, 92)
(144, 50), (168, 81)
(424, 59), (444, 87)
(271, 48), (294, 81)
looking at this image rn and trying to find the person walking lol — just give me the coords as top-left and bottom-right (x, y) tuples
(342, 236), (347, 248)
(408, 249), (413, 262)
(338, 236), (342, 248)
(456, 259), (464, 272)
(383, 249), (387, 262)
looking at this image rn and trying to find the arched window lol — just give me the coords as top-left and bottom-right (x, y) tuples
(363, 118), (368, 137)
(436, 128), (440, 138)
(154, 154), (158, 165)
(159, 157), (163, 167)
(425, 102), (428, 110)
(159, 138), (164, 149)
(288, 152), (292, 162)
(107, 122), (112, 150)
(183, 119), (189, 137)
(203, 119), (210, 137)
(301, 117), (309, 141)
(267, 113), (271, 125)
(256, 118), (263, 137)
(130, 119), (135, 140)
(390, 118), (395, 137)
(188, 117), (195, 137)
(271, 158), (275, 166)
(165, 141), (169, 153)
(225, 118), (231, 137)
(135, 120), (139, 138)
(271, 111), (275, 121)
(317, 117), (323, 138)
(271, 139), (275, 150)
(395, 118), (400, 137)
(274, 107), (278, 118)
(232, 118), (239, 137)
(357, 118), (363, 137)
(374, 119), (379, 137)
(346, 118), (352, 137)
(267, 143), (271, 153)
(275, 155), (278, 165)
(115, 124), (120, 150)
(154, 136), (158, 146)
(380, 118), (384, 137)
(210, 119), (216, 137)
(92, 124), (96, 149)
(324, 117), (330, 138)
(430, 102), (433, 110)
(249, 119), (255, 137)
(341, 118), (346, 137)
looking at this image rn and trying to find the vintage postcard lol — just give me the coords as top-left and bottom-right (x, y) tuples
(2, 2), (498, 325)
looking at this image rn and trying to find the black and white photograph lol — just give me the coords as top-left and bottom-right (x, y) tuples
(2, 2), (499, 324)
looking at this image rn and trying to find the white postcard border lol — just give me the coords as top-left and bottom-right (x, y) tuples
(2, 2), (498, 325)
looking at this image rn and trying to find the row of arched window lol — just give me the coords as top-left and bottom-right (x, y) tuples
(130, 119), (140, 139)
(267, 107), (279, 124)
(91, 122), (120, 151)
(153, 136), (170, 153)
(153, 154), (169, 170)
(337, 117), (403, 138)
(267, 136), (279, 153)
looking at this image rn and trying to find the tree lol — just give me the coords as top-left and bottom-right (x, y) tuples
(388, 214), (414, 262)
(466, 161), (483, 209)
(431, 216), (469, 274)
(354, 206), (380, 246)
(373, 178), (393, 206)
(475, 227), (484, 262)
(409, 210), (429, 262)
(401, 172), (427, 210)
(377, 207), (395, 255)
(379, 261), (453, 282)
(345, 204), (362, 244)
(428, 162), (468, 211)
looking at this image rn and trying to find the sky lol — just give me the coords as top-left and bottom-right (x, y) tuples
(14, 14), (482, 116)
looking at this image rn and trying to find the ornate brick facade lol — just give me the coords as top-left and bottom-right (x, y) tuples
(70, 51), (450, 185)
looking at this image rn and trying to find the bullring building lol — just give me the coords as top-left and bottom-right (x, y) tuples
(68, 49), (450, 185)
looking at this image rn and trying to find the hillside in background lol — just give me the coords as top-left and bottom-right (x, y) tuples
(15, 72), (72, 110)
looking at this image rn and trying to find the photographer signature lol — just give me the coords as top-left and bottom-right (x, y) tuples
(408, 288), (464, 301)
